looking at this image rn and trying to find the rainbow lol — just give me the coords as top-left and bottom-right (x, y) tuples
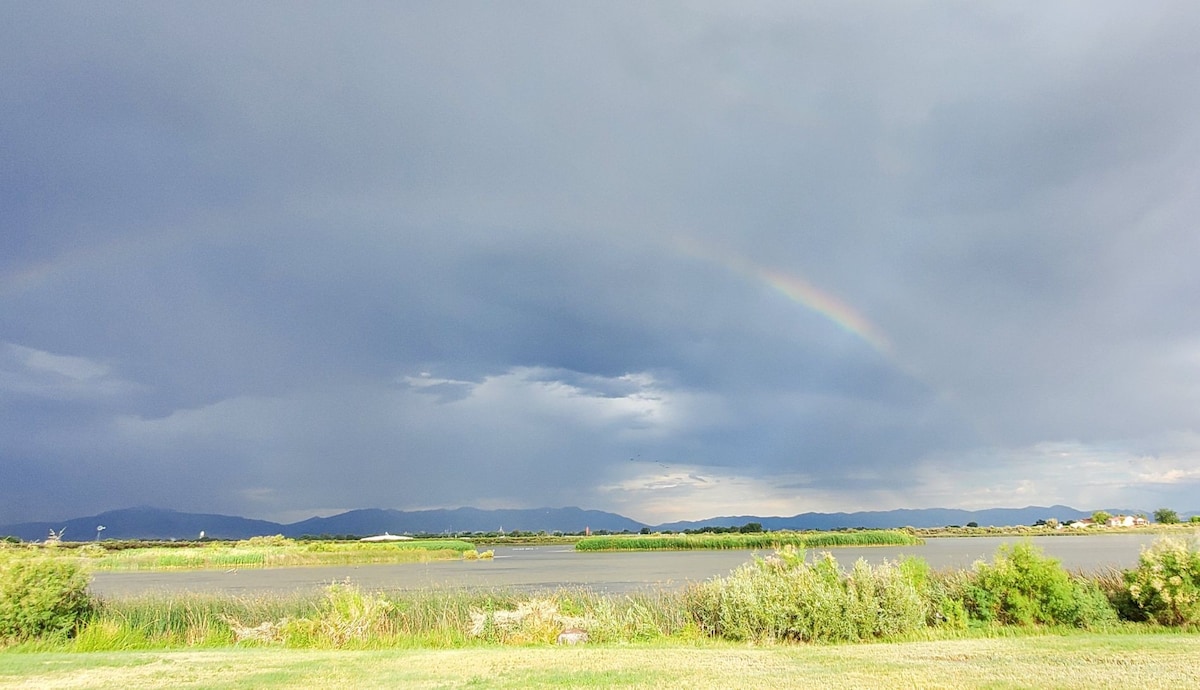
(0, 233), (185, 300)
(674, 236), (892, 356)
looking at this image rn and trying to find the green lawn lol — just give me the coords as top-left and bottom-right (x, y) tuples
(2, 633), (1198, 689)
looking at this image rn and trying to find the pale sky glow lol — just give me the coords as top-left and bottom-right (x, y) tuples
(3, 3), (1200, 524)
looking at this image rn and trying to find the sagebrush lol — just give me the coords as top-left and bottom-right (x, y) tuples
(0, 558), (93, 641)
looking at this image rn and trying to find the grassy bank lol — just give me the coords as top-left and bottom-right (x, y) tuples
(915, 523), (1200, 538)
(574, 529), (922, 551)
(3, 536), (482, 572)
(2, 633), (1199, 689)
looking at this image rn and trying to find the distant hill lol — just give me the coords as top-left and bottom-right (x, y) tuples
(284, 506), (645, 537)
(0, 506), (283, 542)
(0, 506), (644, 541)
(652, 505), (1141, 532)
(0, 504), (1162, 542)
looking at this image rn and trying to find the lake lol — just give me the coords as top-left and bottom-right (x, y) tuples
(89, 533), (1175, 598)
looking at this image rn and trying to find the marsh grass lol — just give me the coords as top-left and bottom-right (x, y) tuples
(72, 539), (478, 571)
(574, 530), (921, 551)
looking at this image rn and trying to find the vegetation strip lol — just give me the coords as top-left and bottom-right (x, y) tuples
(2, 535), (484, 572)
(4, 534), (1200, 657)
(574, 529), (922, 551)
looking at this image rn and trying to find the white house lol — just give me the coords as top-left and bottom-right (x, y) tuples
(1106, 515), (1147, 528)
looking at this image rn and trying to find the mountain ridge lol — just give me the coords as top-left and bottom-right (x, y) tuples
(0, 504), (1170, 542)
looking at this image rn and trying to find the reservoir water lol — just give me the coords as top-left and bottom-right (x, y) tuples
(90, 532), (1184, 598)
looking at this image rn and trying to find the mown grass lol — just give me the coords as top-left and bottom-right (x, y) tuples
(574, 530), (921, 551)
(2, 633), (1199, 689)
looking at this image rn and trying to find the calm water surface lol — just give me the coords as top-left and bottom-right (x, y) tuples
(89, 533), (1174, 598)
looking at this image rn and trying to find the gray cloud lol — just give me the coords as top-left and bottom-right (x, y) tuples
(3, 3), (1200, 523)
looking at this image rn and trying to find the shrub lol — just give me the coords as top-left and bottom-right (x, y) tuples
(0, 558), (93, 641)
(1124, 537), (1200, 625)
(925, 569), (970, 628)
(964, 542), (1115, 627)
(683, 546), (928, 643)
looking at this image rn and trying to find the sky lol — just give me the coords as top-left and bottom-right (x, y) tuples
(3, 2), (1200, 525)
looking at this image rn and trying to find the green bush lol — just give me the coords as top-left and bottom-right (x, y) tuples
(964, 542), (1115, 627)
(1124, 537), (1200, 625)
(279, 582), (396, 647)
(683, 546), (927, 643)
(0, 558), (94, 641)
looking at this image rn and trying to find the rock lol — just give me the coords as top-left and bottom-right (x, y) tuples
(557, 628), (589, 645)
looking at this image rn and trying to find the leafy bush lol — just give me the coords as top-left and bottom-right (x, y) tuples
(964, 542), (1114, 627)
(683, 546), (927, 643)
(1124, 537), (1200, 625)
(0, 559), (93, 641)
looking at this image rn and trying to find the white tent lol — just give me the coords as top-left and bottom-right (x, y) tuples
(359, 532), (413, 542)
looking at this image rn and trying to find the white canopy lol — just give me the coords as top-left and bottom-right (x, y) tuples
(359, 532), (413, 542)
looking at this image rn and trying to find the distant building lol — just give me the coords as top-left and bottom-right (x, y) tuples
(1106, 515), (1147, 528)
(359, 532), (413, 542)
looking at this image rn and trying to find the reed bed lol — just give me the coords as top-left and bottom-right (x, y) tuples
(76, 539), (478, 571)
(71, 586), (694, 649)
(574, 530), (922, 551)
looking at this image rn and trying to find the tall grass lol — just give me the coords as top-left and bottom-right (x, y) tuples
(574, 530), (921, 551)
(76, 539), (478, 571)
(68, 586), (694, 650)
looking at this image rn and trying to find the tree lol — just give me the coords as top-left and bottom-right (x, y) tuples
(1154, 508), (1180, 524)
(1091, 511), (1111, 525)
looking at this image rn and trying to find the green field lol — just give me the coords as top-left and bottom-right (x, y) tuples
(2, 633), (1198, 689)
(574, 529), (922, 551)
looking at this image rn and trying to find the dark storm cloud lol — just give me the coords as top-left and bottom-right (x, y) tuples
(3, 3), (1200, 523)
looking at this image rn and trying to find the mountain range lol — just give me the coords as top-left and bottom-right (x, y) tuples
(0, 504), (1156, 542)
